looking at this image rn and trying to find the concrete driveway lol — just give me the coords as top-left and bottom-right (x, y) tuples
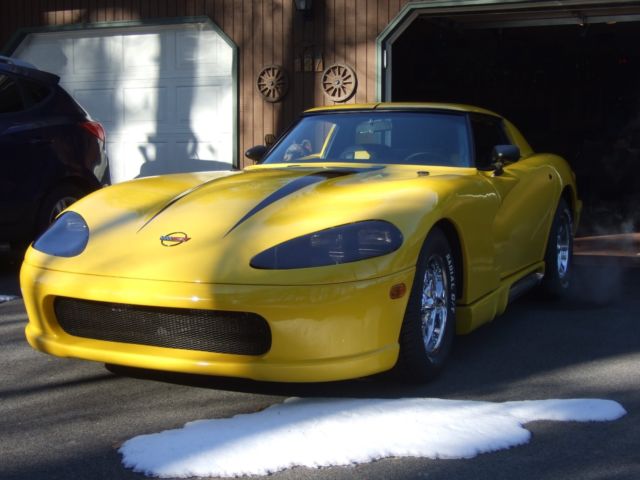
(1, 258), (638, 480)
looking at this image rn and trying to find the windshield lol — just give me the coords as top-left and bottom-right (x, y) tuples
(262, 111), (472, 167)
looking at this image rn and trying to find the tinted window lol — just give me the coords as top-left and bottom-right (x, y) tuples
(263, 111), (472, 167)
(470, 114), (510, 169)
(21, 78), (52, 107)
(0, 74), (24, 113)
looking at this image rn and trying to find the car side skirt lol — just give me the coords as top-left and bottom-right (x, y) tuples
(456, 261), (546, 334)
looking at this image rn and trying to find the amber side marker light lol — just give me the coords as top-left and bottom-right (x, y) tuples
(390, 283), (407, 299)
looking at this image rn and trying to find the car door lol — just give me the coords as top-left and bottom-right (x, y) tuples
(0, 73), (54, 238)
(471, 113), (556, 279)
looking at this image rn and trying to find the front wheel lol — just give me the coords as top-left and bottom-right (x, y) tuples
(36, 184), (86, 234)
(540, 198), (573, 298)
(396, 228), (457, 382)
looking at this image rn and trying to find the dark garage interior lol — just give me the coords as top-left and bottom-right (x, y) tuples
(390, 7), (640, 237)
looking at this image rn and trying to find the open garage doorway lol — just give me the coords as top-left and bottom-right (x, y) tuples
(382, 3), (640, 238)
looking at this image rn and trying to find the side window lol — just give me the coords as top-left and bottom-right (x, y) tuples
(21, 78), (52, 107)
(0, 74), (24, 113)
(267, 118), (336, 163)
(470, 114), (511, 169)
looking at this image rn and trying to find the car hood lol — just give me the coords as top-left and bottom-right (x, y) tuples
(25, 163), (476, 284)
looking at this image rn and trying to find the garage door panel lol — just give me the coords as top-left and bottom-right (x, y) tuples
(123, 86), (168, 123)
(109, 137), (231, 180)
(177, 139), (232, 164)
(108, 139), (172, 180)
(177, 85), (215, 124)
(178, 84), (230, 131)
(123, 33), (164, 71)
(73, 35), (122, 74)
(73, 88), (117, 124)
(176, 28), (232, 74)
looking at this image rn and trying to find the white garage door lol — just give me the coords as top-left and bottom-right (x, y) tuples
(14, 22), (235, 183)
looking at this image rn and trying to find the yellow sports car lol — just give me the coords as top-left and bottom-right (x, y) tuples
(21, 103), (581, 383)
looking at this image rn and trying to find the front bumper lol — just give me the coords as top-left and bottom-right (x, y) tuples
(21, 262), (414, 382)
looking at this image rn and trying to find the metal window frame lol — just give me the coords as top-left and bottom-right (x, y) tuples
(376, 0), (640, 101)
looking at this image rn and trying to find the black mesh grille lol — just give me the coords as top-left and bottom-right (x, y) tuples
(54, 297), (271, 355)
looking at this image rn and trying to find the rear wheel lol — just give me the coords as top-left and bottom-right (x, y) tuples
(36, 184), (86, 234)
(540, 198), (573, 298)
(396, 228), (456, 382)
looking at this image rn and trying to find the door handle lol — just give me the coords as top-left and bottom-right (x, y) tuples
(28, 138), (52, 145)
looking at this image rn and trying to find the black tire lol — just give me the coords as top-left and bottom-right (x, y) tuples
(36, 183), (86, 235)
(540, 198), (573, 298)
(395, 228), (457, 382)
(104, 363), (121, 375)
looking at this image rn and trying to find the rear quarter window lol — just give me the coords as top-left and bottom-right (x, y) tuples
(21, 78), (52, 107)
(470, 114), (511, 169)
(0, 74), (24, 113)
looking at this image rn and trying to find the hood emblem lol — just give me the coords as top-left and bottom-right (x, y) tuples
(160, 232), (191, 247)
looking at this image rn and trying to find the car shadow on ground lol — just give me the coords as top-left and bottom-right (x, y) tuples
(5, 246), (638, 401)
(0, 254), (22, 298)
(104, 261), (640, 402)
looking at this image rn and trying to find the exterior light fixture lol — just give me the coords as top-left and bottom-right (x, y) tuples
(294, 0), (313, 15)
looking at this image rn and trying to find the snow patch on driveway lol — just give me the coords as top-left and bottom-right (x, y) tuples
(119, 397), (625, 478)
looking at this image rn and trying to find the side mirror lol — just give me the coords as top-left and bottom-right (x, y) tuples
(245, 145), (269, 163)
(264, 134), (276, 147)
(491, 145), (520, 176)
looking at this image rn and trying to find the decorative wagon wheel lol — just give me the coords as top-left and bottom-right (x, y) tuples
(321, 63), (357, 102)
(256, 65), (289, 102)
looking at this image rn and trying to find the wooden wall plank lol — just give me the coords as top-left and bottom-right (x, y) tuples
(355, 0), (367, 104)
(28, 0), (36, 26)
(334, 0), (345, 65)
(323, 0), (334, 106)
(166, 0), (176, 18)
(291, 3), (302, 120)
(221, 0), (232, 39)
(271, 0), (283, 134)
(208, 0), (218, 24)
(241, 0), (254, 164)
(54, 0), (63, 24)
(312, 0), (324, 109)
(185, 0), (195, 17)
(344, 0), (356, 104)
(252, 0), (263, 147)
(378, 0), (388, 44)
(140, 0), (149, 19)
(302, 10), (314, 109)
(262, 0), (274, 140)
(156, 0), (167, 17)
(365, 0), (377, 102)
(282, 0), (294, 132)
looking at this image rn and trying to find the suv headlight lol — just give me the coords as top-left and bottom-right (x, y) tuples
(33, 212), (89, 257)
(251, 220), (403, 269)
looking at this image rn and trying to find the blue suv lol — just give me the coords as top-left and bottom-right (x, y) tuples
(0, 56), (109, 253)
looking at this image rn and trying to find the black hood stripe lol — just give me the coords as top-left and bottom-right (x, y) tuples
(137, 176), (228, 233)
(137, 166), (382, 235)
(224, 168), (373, 237)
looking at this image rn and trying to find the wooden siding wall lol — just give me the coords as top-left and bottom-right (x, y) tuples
(0, 0), (408, 167)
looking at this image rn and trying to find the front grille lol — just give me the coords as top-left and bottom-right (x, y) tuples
(54, 297), (271, 355)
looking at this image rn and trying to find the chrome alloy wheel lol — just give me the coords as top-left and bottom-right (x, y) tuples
(556, 210), (572, 279)
(420, 255), (449, 355)
(49, 196), (77, 223)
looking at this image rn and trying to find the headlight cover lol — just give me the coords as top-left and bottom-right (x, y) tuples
(251, 220), (403, 269)
(33, 212), (89, 257)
